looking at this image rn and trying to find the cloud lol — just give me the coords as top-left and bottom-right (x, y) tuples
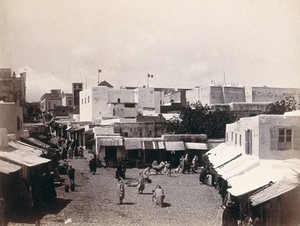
(19, 67), (71, 102)
(1, 0), (299, 101)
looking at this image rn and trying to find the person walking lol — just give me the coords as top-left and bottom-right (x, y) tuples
(68, 165), (76, 191)
(117, 177), (125, 204)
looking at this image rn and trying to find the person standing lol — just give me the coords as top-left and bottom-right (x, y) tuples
(68, 146), (73, 159)
(165, 161), (172, 177)
(117, 177), (125, 204)
(89, 156), (97, 175)
(152, 185), (165, 207)
(68, 166), (76, 191)
(191, 155), (199, 173)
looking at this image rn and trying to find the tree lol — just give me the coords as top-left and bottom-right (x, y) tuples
(166, 102), (237, 138)
(265, 96), (297, 115)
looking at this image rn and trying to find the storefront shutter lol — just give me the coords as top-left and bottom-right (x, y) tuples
(270, 128), (278, 151)
(293, 129), (300, 150)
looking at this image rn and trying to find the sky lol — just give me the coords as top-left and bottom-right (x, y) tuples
(1, 0), (300, 102)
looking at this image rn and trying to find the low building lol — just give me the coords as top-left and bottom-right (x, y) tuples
(0, 102), (23, 139)
(246, 86), (300, 109)
(40, 89), (74, 114)
(206, 110), (300, 225)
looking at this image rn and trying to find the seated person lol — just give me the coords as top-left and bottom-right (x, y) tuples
(152, 185), (165, 207)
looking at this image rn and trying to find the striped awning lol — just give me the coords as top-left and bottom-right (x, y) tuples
(157, 141), (165, 149)
(141, 140), (165, 150)
(142, 141), (155, 150)
(165, 141), (185, 151)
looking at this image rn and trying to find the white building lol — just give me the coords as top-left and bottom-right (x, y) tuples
(80, 86), (161, 122)
(225, 112), (300, 159)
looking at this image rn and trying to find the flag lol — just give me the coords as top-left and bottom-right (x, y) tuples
(98, 69), (102, 73)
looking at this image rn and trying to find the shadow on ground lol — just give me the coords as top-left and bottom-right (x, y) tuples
(162, 202), (171, 208)
(7, 198), (72, 225)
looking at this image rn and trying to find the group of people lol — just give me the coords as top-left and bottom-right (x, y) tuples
(176, 154), (199, 174)
(60, 139), (84, 160)
(116, 164), (166, 207)
(117, 176), (165, 207)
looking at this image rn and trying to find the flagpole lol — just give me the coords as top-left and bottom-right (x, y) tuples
(147, 74), (149, 88)
(98, 69), (101, 85)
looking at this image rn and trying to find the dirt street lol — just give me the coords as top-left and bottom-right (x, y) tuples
(7, 153), (223, 226)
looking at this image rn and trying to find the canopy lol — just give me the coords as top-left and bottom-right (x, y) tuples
(216, 155), (260, 180)
(208, 144), (243, 168)
(124, 138), (142, 150)
(165, 141), (185, 151)
(99, 138), (123, 146)
(8, 140), (45, 156)
(185, 142), (208, 150)
(250, 175), (300, 206)
(0, 150), (50, 167)
(0, 159), (21, 175)
(227, 162), (293, 197)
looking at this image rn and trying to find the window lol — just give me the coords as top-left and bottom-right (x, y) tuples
(270, 128), (300, 151)
(231, 132), (233, 141)
(124, 103), (135, 108)
(117, 98), (120, 103)
(88, 96), (90, 103)
(82, 99), (83, 105)
(278, 128), (292, 150)
(85, 97), (86, 104)
(239, 135), (242, 146)
(226, 132), (228, 142)
(235, 134), (237, 145)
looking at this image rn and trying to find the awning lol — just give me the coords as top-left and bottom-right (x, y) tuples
(20, 136), (50, 149)
(205, 142), (225, 156)
(124, 138), (142, 150)
(208, 144), (243, 168)
(157, 141), (165, 149)
(185, 142), (208, 150)
(86, 138), (95, 143)
(142, 141), (155, 150)
(70, 127), (85, 133)
(0, 159), (22, 175)
(84, 129), (93, 135)
(165, 141), (185, 151)
(37, 134), (47, 140)
(66, 126), (73, 131)
(0, 150), (51, 167)
(250, 175), (300, 206)
(8, 140), (45, 156)
(99, 138), (123, 146)
(227, 162), (291, 197)
(216, 155), (260, 180)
